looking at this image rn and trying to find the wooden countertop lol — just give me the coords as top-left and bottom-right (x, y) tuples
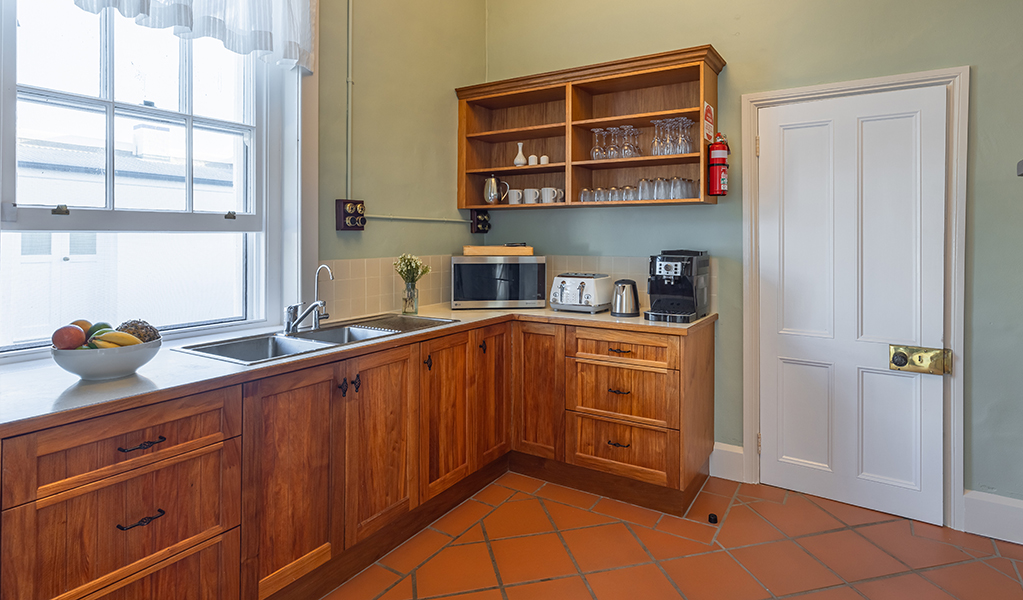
(0, 306), (717, 438)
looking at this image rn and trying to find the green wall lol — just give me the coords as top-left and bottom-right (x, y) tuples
(318, 0), (1023, 501)
(481, 0), (1023, 500)
(317, 0), (486, 261)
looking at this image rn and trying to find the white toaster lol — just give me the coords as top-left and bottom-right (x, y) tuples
(549, 273), (613, 313)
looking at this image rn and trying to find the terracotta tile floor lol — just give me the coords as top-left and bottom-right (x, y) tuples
(325, 473), (1023, 600)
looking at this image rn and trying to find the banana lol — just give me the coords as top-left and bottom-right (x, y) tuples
(93, 330), (142, 346)
(89, 339), (119, 349)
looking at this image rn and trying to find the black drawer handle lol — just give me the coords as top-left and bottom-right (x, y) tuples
(479, 340), (487, 354)
(607, 441), (632, 449)
(608, 348), (632, 354)
(353, 373), (361, 392)
(424, 355), (433, 371)
(117, 436), (167, 454)
(117, 508), (165, 531)
(607, 388), (631, 396)
(338, 377), (348, 397)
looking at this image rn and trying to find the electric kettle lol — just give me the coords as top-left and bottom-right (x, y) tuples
(611, 279), (640, 317)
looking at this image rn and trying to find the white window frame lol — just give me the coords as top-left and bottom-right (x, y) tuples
(0, 0), (295, 362)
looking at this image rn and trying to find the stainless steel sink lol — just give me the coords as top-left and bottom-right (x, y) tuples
(290, 324), (399, 345)
(176, 334), (336, 366)
(174, 314), (459, 366)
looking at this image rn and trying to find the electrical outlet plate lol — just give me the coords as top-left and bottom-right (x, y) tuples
(335, 199), (366, 231)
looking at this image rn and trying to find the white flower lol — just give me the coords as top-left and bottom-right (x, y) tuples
(393, 253), (431, 284)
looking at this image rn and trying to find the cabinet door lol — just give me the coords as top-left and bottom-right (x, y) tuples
(420, 332), (474, 501)
(472, 323), (511, 466)
(344, 345), (419, 548)
(75, 529), (239, 600)
(242, 365), (339, 600)
(512, 322), (565, 460)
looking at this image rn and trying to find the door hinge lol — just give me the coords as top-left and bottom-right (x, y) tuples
(755, 136), (760, 157)
(757, 433), (762, 454)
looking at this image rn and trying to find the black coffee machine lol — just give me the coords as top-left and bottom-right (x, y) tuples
(644, 250), (710, 323)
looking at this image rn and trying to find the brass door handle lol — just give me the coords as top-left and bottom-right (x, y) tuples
(889, 345), (951, 375)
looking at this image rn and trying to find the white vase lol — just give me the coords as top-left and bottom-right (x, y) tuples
(513, 142), (527, 167)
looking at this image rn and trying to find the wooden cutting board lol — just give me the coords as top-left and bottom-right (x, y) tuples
(462, 245), (534, 256)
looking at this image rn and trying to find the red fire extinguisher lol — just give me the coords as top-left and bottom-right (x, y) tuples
(708, 133), (730, 196)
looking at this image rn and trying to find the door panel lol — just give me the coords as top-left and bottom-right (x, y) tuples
(420, 333), (473, 501)
(473, 324), (511, 466)
(759, 85), (947, 523)
(512, 322), (565, 460)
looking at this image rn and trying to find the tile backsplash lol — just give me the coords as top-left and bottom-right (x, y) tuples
(317, 254), (717, 323)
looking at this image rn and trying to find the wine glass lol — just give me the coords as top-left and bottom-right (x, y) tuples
(590, 128), (606, 160)
(621, 125), (638, 158)
(650, 120), (663, 156)
(606, 127), (621, 159)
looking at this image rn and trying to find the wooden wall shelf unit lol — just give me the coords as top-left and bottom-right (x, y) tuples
(456, 45), (725, 210)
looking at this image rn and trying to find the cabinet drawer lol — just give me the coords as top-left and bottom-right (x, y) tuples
(566, 413), (679, 488)
(566, 359), (679, 429)
(2, 386), (242, 509)
(78, 528), (239, 600)
(566, 327), (679, 370)
(1, 437), (241, 600)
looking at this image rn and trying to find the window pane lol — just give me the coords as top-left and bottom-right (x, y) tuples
(70, 233), (98, 256)
(17, 0), (100, 96)
(17, 99), (106, 208)
(114, 114), (186, 211)
(194, 128), (247, 213)
(114, 16), (181, 110)
(20, 233), (51, 256)
(0, 232), (251, 349)
(193, 37), (247, 123)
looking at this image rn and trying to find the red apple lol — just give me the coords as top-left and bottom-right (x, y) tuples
(52, 325), (86, 350)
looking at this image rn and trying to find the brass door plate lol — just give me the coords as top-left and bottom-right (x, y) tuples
(889, 344), (951, 375)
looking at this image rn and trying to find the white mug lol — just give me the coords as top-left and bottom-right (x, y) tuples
(556, 188), (565, 202)
(507, 189), (523, 205)
(523, 188), (540, 204)
(528, 154), (539, 166)
(540, 187), (559, 204)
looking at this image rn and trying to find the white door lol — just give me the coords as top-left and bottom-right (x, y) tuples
(758, 86), (947, 524)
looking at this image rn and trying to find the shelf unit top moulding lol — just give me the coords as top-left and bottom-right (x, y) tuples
(455, 45), (725, 211)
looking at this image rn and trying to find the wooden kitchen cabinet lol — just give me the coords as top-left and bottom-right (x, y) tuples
(342, 344), (420, 548)
(2, 438), (241, 600)
(241, 365), (340, 600)
(456, 45), (725, 209)
(419, 332), (474, 501)
(75, 528), (240, 600)
(472, 323), (511, 466)
(512, 322), (565, 460)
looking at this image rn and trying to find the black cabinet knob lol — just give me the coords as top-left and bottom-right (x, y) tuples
(892, 352), (909, 368)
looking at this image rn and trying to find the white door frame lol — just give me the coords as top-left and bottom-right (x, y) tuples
(741, 67), (970, 528)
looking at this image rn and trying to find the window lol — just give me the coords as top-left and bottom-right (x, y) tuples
(0, 0), (273, 353)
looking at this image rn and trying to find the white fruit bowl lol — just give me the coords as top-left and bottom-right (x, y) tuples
(51, 339), (162, 381)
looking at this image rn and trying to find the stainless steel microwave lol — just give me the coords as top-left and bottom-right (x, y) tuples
(451, 256), (546, 309)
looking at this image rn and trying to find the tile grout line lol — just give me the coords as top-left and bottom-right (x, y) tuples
(535, 491), (601, 600)
(718, 546), (782, 600)
(478, 503), (511, 600)
(619, 520), (693, 600)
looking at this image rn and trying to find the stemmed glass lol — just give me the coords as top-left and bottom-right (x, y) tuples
(606, 127), (622, 159)
(651, 120), (664, 156)
(678, 117), (694, 154)
(590, 128), (606, 160)
(620, 125), (637, 158)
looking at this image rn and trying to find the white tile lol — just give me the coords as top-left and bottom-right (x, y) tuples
(598, 256), (614, 275)
(351, 297), (367, 318)
(332, 259), (351, 281)
(425, 287), (441, 306)
(565, 256), (582, 272)
(350, 259), (366, 280)
(612, 256), (632, 275)
(579, 256), (598, 273)
(347, 278), (366, 301)
(366, 296), (380, 314)
(367, 276), (381, 297)
(380, 257), (395, 278)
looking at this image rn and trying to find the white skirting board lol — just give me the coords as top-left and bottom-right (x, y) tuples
(709, 442), (745, 483)
(964, 490), (1023, 545)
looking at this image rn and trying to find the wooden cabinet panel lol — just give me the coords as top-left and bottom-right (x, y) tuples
(3, 386), (241, 510)
(344, 345), (419, 548)
(76, 528), (239, 600)
(472, 323), (511, 466)
(566, 326), (679, 370)
(566, 358), (679, 429)
(242, 366), (338, 600)
(1, 439), (240, 600)
(566, 413), (678, 488)
(420, 332), (474, 501)
(512, 322), (565, 460)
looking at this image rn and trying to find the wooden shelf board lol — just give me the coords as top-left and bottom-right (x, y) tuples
(466, 163), (567, 176)
(462, 198), (716, 210)
(467, 123), (566, 143)
(571, 154), (700, 170)
(465, 85), (566, 109)
(572, 108), (700, 129)
(574, 64), (702, 94)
